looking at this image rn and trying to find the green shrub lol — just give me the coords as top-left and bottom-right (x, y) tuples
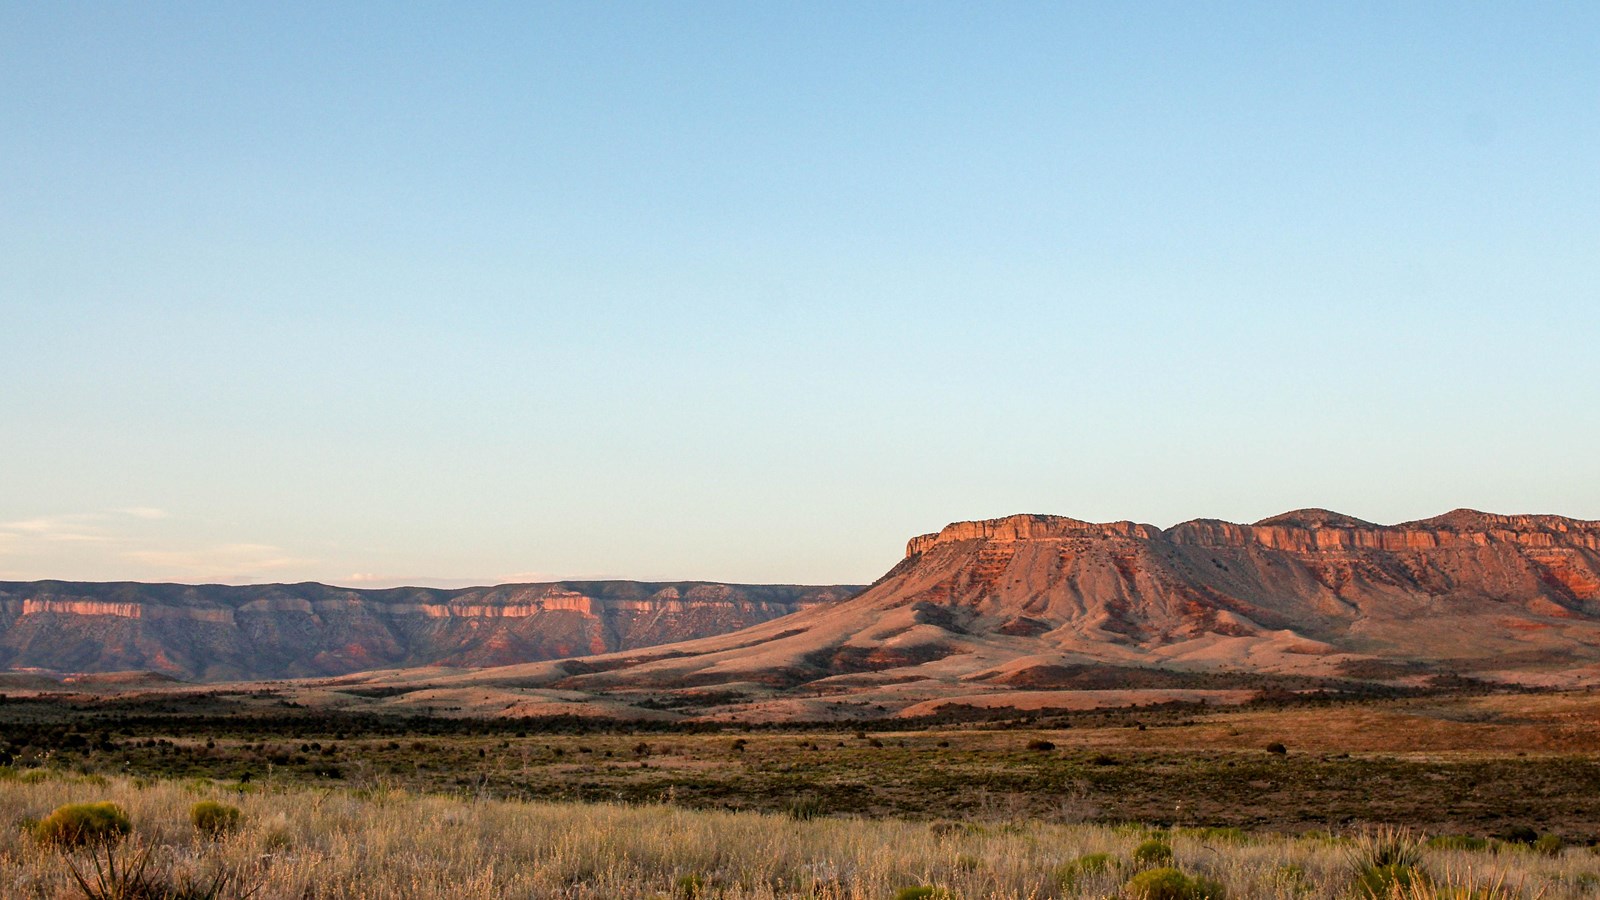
(1533, 833), (1564, 856)
(190, 801), (241, 838)
(892, 888), (948, 900)
(675, 872), (707, 898)
(33, 802), (131, 849)
(1123, 867), (1226, 900)
(1056, 852), (1120, 889)
(1134, 838), (1175, 867)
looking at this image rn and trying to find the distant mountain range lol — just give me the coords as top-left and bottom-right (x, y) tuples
(378, 508), (1600, 721)
(0, 580), (861, 680)
(9, 508), (1600, 723)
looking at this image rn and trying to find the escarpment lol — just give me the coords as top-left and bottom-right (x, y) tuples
(0, 580), (860, 680)
(500, 508), (1600, 718)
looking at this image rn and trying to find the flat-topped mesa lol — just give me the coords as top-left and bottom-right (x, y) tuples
(907, 509), (1600, 558)
(905, 514), (1159, 557)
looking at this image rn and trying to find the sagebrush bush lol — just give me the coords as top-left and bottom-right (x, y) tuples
(1056, 851), (1119, 889)
(1533, 833), (1564, 856)
(189, 800), (241, 838)
(33, 801), (131, 849)
(1123, 866), (1226, 900)
(1134, 838), (1175, 867)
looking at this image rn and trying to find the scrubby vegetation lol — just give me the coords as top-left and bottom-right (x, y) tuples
(189, 800), (241, 838)
(3, 771), (1598, 899)
(31, 800), (132, 849)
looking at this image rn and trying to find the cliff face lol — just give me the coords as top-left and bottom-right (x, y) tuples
(0, 580), (859, 680)
(907, 509), (1600, 557)
(889, 509), (1600, 663)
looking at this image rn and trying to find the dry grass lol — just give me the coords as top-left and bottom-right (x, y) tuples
(3, 770), (1598, 899)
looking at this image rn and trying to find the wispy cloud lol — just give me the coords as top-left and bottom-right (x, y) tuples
(0, 510), (316, 584)
(0, 508), (173, 544)
(119, 543), (311, 582)
(0, 513), (116, 544)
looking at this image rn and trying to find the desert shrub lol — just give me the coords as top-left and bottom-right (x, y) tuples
(1266, 742), (1287, 755)
(1056, 852), (1119, 889)
(1123, 867), (1226, 900)
(1026, 739), (1056, 751)
(1501, 825), (1538, 845)
(1134, 838), (1175, 867)
(190, 801), (241, 838)
(1533, 833), (1564, 856)
(33, 801), (131, 849)
(892, 887), (948, 900)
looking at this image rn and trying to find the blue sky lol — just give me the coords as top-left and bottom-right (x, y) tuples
(3, 3), (1597, 586)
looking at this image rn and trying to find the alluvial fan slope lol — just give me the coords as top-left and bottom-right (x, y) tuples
(428, 509), (1600, 720)
(0, 580), (860, 680)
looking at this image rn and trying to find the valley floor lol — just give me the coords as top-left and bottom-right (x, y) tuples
(6, 689), (1600, 836)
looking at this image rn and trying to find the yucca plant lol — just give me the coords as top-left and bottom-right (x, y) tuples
(1349, 827), (1428, 899)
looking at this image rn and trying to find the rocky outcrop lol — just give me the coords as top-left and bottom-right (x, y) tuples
(0, 580), (859, 680)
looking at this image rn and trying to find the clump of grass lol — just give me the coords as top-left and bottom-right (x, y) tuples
(1123, 866), (1227, 899)
(189, 800), (241, 838)
(784, 794), (825, 820)
(33, 801), (131, 849)
(1349, 827), (1428, 899)
(1134, 837), (1175, 867)
(674, 872), (707, 898)
(892, 887), (949, 900)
